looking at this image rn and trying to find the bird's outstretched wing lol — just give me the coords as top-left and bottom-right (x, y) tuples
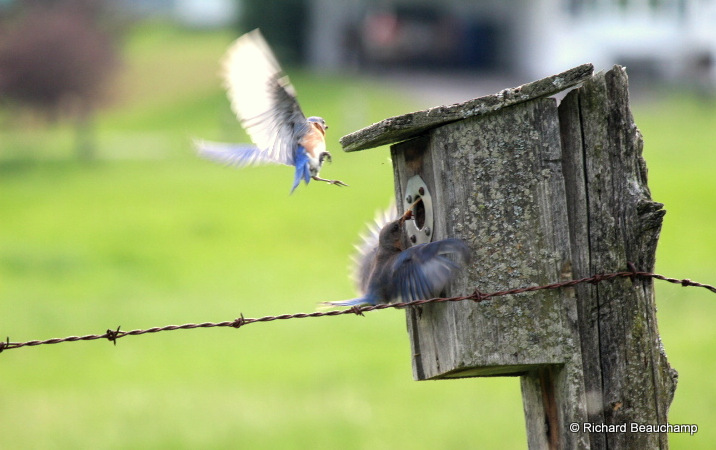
(194, 139), (289, 168)
(222, 29), (308, 166)
(392, 238), (470, 302)
(351, 203), (397, 295)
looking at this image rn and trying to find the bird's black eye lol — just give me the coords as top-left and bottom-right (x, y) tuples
(392, 224), (399, 232)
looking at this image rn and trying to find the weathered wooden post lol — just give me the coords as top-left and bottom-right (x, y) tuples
(341, 64), (678, 449)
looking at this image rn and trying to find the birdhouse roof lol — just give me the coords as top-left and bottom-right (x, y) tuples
(340, 63), (594, 153)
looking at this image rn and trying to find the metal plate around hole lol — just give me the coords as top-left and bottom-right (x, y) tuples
(403, 175), (433, 246)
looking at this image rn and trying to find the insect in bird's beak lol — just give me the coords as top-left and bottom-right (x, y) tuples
(400, 209), (414, 223)
(402, 198), (424, 221)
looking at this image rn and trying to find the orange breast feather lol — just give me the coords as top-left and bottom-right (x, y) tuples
(299, 123), (326, 159)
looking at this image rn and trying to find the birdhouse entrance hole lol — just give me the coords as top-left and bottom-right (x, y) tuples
(413, 198), (426, 229)
(403, 174), (433, 246)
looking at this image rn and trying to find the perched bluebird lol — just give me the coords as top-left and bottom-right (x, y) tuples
(324, 202), (470, 307)
(195, 29), (347, 193)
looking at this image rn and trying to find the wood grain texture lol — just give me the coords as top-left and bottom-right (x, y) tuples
(559, 66), (676, 449)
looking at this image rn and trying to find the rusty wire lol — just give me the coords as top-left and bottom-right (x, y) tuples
(1, 265), (715, 355)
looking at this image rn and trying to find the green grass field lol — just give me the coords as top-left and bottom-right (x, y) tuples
(2, 22), (715, 449)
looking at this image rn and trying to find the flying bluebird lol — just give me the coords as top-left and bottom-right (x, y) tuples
(324, 202), (470, 307)
(195, 29), (347, 193)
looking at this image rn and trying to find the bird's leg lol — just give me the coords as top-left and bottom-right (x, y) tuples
(312, 175), (349, 187)
(314, 152), (347, 186)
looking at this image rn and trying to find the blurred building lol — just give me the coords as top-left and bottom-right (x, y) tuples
(307, 0), (716, 85)
(18, 0), (710, 85)
(116, 0), (237, 27)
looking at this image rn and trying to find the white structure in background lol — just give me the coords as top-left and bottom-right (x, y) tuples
(522, 0), (716, 83)
(174, 0), (238, 28)
(307, 0), (716, 85)
(113, 0), (237, 28)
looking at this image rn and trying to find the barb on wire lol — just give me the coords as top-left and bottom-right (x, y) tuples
(1, 267), (715, 355)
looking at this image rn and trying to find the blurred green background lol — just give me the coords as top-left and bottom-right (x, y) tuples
(2, 19), (715, 450)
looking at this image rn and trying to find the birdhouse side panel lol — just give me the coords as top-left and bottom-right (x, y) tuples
(396, 98), (583, 381)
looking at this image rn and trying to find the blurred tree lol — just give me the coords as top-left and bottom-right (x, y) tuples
(239, 0), (308, 65)
(0, 0), (118, 160)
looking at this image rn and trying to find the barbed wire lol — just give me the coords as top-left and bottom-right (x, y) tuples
(2, 264), (715, 355)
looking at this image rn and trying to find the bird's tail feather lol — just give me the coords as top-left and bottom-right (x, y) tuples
(290, 150), (312, 194)
(194, 139), (283, 168)
(290, 163), (311, 194)
(319, 297), (374, 308)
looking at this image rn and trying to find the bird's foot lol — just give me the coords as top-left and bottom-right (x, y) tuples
(318, 152), (332, 164)
(312, 175), (348, 187)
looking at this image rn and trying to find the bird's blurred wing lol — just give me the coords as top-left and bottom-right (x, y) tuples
(351, 202), (397, 295)
(222, 29), (308, 166)
(195, 140), (289, 167)
(392, 238), (470, 302)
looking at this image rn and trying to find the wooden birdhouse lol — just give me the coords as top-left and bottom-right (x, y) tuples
(340, 64), (676, 449)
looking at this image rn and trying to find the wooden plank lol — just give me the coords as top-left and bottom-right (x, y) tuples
(341, 63), (593, 152)
(398, 98), (577, 378)
(560, 66), (677, 449)
(558, 86), (607, 450)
